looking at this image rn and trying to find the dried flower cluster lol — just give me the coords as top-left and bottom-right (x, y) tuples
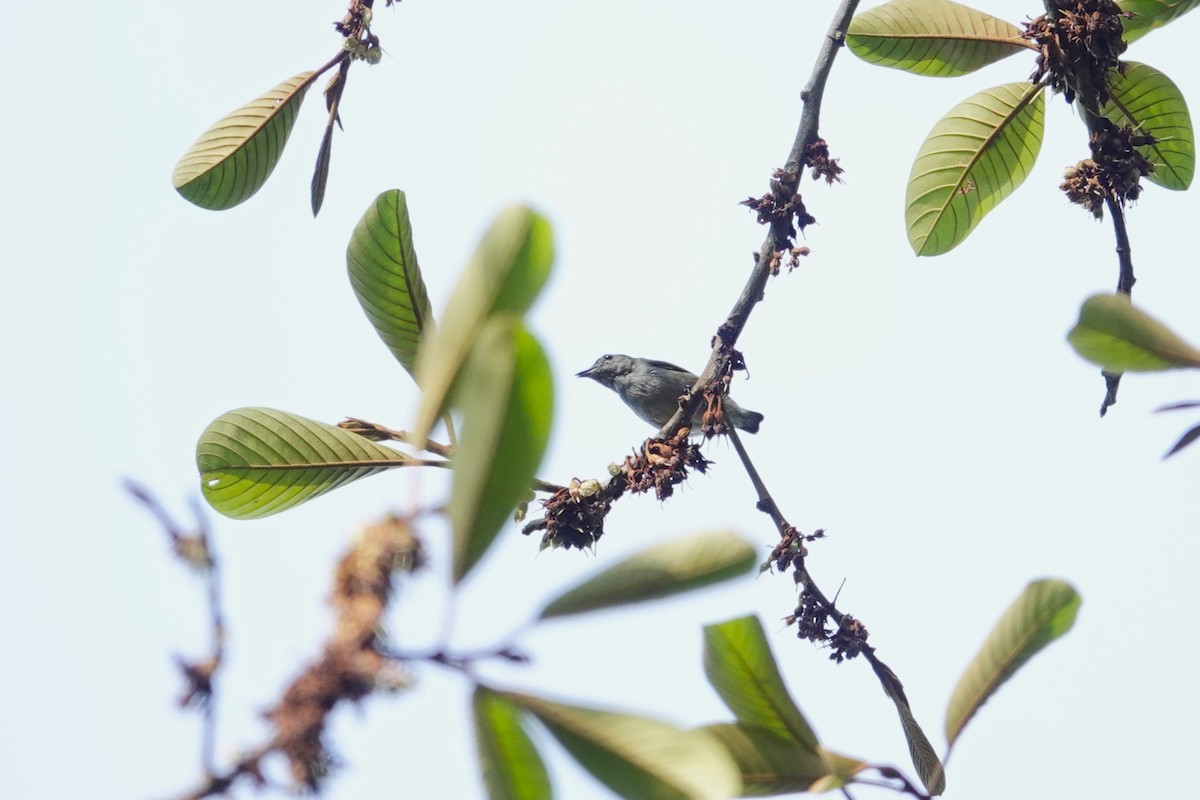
(1061, 124), (1156, 217)
(263, 516), (423, 790)
(807, 139), (844, 185)
(790, 589), (869, 664)
(741, 168), (817, 275)
(1024, 0), (1130, 104)
(523, 432), (712, 548)
(765, 525), (826, 576)
(523, 478), (617, 551)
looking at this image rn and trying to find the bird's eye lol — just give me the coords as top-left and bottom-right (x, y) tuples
(602, 354), (613, 361)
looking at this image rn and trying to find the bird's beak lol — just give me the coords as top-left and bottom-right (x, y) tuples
(576, 367), (594, 378)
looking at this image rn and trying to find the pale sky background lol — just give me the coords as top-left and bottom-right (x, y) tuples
(3, 1), (1200, 798)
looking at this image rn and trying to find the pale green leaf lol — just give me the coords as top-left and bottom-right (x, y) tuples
(505, 692), (741, 800)
(907, 83), (1045, 256)
(702, 616), (818, 751)
(809, 750), (871, 794)
(173, 71), (314, 210)
(1119, 0), (1200, 42)
(538, 532), (756, 620)
(473, 687), (553, 800)
(1099, 62), (1194, 190)
(346, 189), (435, 379)
(1067, 293), (1200, 371)
(847, 0), (1030, 77)
(411, 206), (554, 445)
(945, 579), (1081, 751)
(450, 317), (554, 583)
(698, 724), (830, 796)
(197, 407), (411, 519)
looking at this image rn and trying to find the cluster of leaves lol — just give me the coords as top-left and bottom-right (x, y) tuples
(845, 0), (1195, 255)
(198, 189), (554, 584)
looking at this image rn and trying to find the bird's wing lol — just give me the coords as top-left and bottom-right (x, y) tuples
(643, 358), (692, 376)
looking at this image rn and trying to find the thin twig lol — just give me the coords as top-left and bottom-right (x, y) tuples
(657, 0), (862, 438)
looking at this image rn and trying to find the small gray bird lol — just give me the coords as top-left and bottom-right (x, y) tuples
(577, 354), (763, 433)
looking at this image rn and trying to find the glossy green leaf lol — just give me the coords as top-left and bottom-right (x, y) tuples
(866, 657), (945, 795)
(450, 317), (554, 583)
(1099, 62), (1194, 190)
(699, 724), (830, 796)
(702, 616), (818, 751)
(847, 0), (1029, 77)
(538, 532), (756, 620)
(197, 407), (411, 519)
(505, 692), (741, 800)
(473, 687), (553, 800)
(346, 190), (435, 379)
(1119, 0), (1200, 42)
(945, 579), (1080, 751)
(1068, 293), (1200, 371)
(411, 206), (554, 445)
(907, 83), (1045, 256)
(173, 71), (314, 210)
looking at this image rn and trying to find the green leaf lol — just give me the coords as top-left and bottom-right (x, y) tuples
(809, 750), (872, 794)
(173, 71), (314, 210)
(450, 317), (554, 583)
(1099, 62), (1194, 190)
(1067, 293), (1200, 371)
(945, 579), (1081, 752)
(473, 687), (553, 800)
(311, 123), (334, 216)
(196, 407), (411, 519)
(538, 532), (757, 620)
(698, 724), (831, 796)
(1119, 0), (1200, 43)
(847, 0), (1030, 77)
(411, 206), (554, 445)
(864, 657), (945, 795)
(504, 692), (741, 800)
(906, 83), (1045, 256)
(702, 616), (819, 751)
(346, 190), (435, 379)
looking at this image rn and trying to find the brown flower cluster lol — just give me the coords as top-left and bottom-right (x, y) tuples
(1024, 0), (1130, 104)
(263, 517), (423, 790)
(523, 478), (617, 551)
(1061, 124), (1156, 217)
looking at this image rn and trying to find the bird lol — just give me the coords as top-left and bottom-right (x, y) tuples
(577, 354), (763, 433)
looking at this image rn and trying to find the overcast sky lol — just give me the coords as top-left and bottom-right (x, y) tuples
(3, 2), (1199, 798)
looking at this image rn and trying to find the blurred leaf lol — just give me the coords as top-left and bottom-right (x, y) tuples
(346, 189), (435, 379)
(1164, 423), (1200, 458)
(1099, 62), (1194, 190)
(450, 317), (553, 583)
(866, 657), (944, 795)
(473, 686), (553, 800)
(945, 579), (1080, 752)
(538, 531), (756, 620)
(505, 692), (741, 800)
(847, 0), (1029, 77)
(311, 124), (334, 216)
(1067, 293), (1200, 371)
(702, 616), (818, 750)
(699, 724), (830, 796)
(173, 71), (314, 210)
(907, 83), (1045, 256)
(411, 206), (554, 445)
(808, 750), (871, 793)
(1118, 0), (1200, 42)
(197, 407), (412, 519)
